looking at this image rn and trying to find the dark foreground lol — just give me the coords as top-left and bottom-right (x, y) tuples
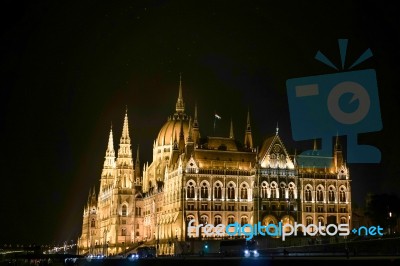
(2, 254), (400, 266)
(72, 256), (400, 266)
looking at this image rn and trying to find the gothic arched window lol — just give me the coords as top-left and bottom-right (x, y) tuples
(317, 186), (324, 202)
(280, 183), (286, 199)
(288, 183), (295, 199)
(201, 183), (209, 198)
(187, 181), (195, 198)
(305, 186), (312, 201)
(339, 187), (346, 202)
(240, 184), (248, 200)
(91, 218), (95, 228)
(241, 216), (248, 226)
(214, 216), (222, 226)
(227, 183), (235, 199)
(270, 183), (277, 198)
(214, 183), (222, 199)
(261, 182), (268, 199)
(200, 215), (208, 225)
(328, 187), (335, 202)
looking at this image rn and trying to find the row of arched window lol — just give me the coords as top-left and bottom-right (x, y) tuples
(186, 215), (249, 226)
(186, 180), (299, 200)
(304, 185), (347, 202)
(306, 216), (347, 226)
(186, 181), (250, 200)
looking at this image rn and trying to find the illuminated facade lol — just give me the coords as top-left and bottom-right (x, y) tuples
(77, 79), (351, 255)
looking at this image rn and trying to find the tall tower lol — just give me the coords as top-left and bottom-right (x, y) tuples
(116, 110), (134, 188)
(244, 109), (253, 149)
(100, 126), (116, 190)
(108, 110), (135, 252)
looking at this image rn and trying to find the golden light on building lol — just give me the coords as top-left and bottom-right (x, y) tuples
(77, 77), (352, 256)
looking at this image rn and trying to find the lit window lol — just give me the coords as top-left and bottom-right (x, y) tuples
(91, 218), (95, 228)
(214, 183), (222, 199)
(201, 183), (209, 198)
(228, 183), (235, 199)
(187, 181), (195, 198)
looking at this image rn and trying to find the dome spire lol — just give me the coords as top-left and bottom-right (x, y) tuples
(175, 73), (185, 113)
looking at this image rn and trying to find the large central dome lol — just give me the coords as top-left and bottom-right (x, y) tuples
(155, 76), (191, 147)
(156, 114), (190, 146)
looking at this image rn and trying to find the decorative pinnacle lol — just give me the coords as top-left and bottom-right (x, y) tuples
(175, 73), (185, 113)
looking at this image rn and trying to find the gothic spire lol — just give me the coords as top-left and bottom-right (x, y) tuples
(135, 145), (141, 181)
(179, 120), (185, 153)
(106, 126), (115, 157)
(187, 117), (193, 142)
(244, 109), (253, 149)
(136, 145), (140, 164)
(192, 103), (200, 144)
(117, 110), (133, 168)
(103, 126), (116, 169)
(120, 109), (131, 145)
(175, 73), (185, 113)
(193, 102), (198, 127)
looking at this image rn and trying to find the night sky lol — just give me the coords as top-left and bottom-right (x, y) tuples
(1, 1), (399, 245)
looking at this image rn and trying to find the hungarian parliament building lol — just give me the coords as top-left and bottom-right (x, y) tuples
(77, 79), (352, 256)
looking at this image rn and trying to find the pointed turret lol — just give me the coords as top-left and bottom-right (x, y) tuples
(334, 134), (343, 171)
(186, 118), (195, 156)
(192, 103), (200, 144)
(175, 74), (185, 113)
(244, 109), (253, 149)
(90, 186), (97, 207)
(103, 126), (116, 169)
(173, 129), (178, 150)
(135, 145), (141, 181)
(117, 110), (133, 159)
(179, 119), (185, 153)
(116, 110), (134, 188)
(87, 187), (92, 207)
(120, 108), (131, 145)
(187, 118), (193, 142)
(229, 118), (234, 139)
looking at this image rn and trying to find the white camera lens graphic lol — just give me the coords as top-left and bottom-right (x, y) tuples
(327, 81), (370, 125)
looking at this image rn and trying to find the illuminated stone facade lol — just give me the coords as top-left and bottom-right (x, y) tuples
(77, 79), (351, 256)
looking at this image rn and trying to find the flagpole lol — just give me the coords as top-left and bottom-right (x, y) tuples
(214, 112), (221, 136)
(213, 114), (216, 136)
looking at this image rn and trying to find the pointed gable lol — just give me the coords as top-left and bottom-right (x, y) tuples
(186, 155), (199, 173)
(259, 134), (294, 169)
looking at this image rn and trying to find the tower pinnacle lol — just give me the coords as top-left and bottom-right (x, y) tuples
(120, 110), (131, 145)
(103, 126), (116, 169)
(244, 109), (253, 149)
(175, 73), (185, 113)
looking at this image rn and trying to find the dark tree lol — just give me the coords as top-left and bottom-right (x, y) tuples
(365, 193), (400, 226)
